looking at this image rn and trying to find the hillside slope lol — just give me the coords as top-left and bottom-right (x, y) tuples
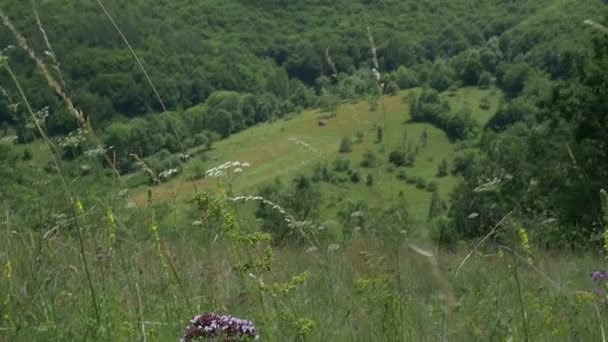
(130, 86), (502, 227)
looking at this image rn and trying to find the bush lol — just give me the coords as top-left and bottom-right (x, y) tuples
(365, 174), (374, 187)
(426, 181), (438, 192)
(312, 162), (333, 182)
(429, 216), (457, 248)
(388, 150), (407, 167)
(395, 66), (419, 89)
(415, 177), (427, 189)
(335, 174), (349, 184)
(478, 71), (493, 89)
(338, 136), (353, 153)
(333, 157), (351, 172)
(126, 171), (152, 188)
(356, 130), (364, 143)
(188, 159), (207, 180)
(376, 127), (383, 143)
(360, 150), (378, 168)
(451, 151), (477, 176)
(22, 148), (32, 161)
(350, 171), (361, 183)
(385, 81), (400, 96)
(479, 96), (491, 110)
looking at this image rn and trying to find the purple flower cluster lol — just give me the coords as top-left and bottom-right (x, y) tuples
(592, 271), (608, 282)
(592, 271), (608, 297)
(181, 313), (259, 341)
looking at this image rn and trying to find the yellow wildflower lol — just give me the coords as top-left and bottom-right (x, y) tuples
(106, 209), (117, 245)
(4, 260), (11, 282)
(518, 227), (532, 264)
(75, 200), (85, 216)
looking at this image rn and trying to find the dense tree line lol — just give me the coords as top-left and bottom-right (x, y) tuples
(1, 0), (595, 134)
(448, 13), (608, 247)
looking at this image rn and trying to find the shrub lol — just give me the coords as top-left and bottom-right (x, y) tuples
(338, 136), (353, 153)
(336, 174), (349, 184)
(426, 181), (438, 192)
(388, 150), (407, 167)
(385, 81), (400, 96)
(415, 177), (427, 189)
(312, 162), (333, 182)
(350, 171), (361, 183)
(126, 171), (151, 188)
(333, 157), (351, 172)
(356, 130), (364, 143)
(365, 174), (374, 187)
(360, 150), (378, 168)
(479, 96), (491, 110)
(395, 66), (419, 89)
(429, 216), (457, 248)
(22, 148), (32, 161)
(376, 127), (383, 143)
(188, 159), (207, 180)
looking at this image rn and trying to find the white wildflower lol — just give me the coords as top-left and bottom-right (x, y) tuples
(327, 244), (340, 252)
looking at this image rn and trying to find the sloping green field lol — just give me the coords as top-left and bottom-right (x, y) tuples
(130, 86), (501, 226)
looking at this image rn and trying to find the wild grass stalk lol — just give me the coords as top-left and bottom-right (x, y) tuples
(510, 249), (529, 342)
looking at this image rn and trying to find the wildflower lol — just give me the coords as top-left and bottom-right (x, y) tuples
(591, 271), (608, 301)
(592, 271), (608, 283)
(159, 168), (179, 179)
(106, 210), (117, 245)
(518, 227), (532, 264)
(150, 223), (161, 243)
(4, 259), (11, 282)
(75, 200), (85, 216)
(600, 189), (608, 259)
(327, 244), (340, 252)
(181, 313), (259, 341)
(205, 161), (251, 179)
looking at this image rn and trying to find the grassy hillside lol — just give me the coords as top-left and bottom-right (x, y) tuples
(129, 86), (501, 228)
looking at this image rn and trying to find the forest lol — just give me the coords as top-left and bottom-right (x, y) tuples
(0, 0), (607, 340)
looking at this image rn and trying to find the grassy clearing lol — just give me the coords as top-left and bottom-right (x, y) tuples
(130, 86), (501, 226)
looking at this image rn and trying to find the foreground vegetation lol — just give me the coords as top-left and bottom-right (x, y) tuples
(1, 190), (607, 341)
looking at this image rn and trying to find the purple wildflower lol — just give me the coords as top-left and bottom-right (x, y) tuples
(592, 271), (608, 300)
(592, 271), (608, 282)
(181, 313), (259, 341)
